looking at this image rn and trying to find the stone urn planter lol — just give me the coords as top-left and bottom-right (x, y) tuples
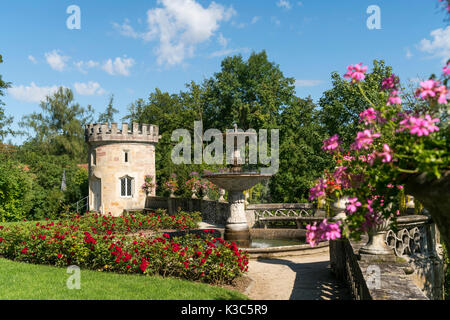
(218, 188), (226, 202)
(359, 217), (395, 258)
(331, 196), (349, 222)
(403, 170), (450, 252)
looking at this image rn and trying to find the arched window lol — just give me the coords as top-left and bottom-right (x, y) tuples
(120, 176), (133, 197)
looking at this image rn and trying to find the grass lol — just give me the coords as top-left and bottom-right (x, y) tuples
(0, 258), (249, 300)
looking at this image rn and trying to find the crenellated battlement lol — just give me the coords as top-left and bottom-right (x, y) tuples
(85, 122), (159, 144)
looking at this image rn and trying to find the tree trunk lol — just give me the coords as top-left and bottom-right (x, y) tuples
(403, 170), (450, 250)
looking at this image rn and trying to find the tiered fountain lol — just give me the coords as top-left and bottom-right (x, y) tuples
(202, 126), (272, 247)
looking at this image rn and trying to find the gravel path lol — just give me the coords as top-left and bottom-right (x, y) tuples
(246, 252), (351, 300)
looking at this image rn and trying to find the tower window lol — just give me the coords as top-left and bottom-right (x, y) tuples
(120, 176), (133, 197)
(92, 151), (96, 165)
(124, 151), (129, 163)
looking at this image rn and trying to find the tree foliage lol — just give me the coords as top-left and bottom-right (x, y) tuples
(20, 87), (94, 162)
(0, 54), (14, 143)
(0, 156), (34, 222)
(98, 94), (119, 124)
(318, 60), (393, 148)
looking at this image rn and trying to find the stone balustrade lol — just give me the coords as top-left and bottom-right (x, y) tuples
(143, 197), (445, 300)
(330, 214), (445, 300)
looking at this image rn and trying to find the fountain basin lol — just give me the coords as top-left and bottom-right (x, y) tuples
(161, 227), (329, 258)
(202, 173), (272, 191)
(245, 228), (329, 259)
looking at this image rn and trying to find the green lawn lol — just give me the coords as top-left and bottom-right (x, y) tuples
(0, 258), (249, 300)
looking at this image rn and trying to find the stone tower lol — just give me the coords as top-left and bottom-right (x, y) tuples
(85, 122), (159, 216)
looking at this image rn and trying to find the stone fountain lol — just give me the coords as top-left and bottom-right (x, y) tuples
(202, 125), (272, 247)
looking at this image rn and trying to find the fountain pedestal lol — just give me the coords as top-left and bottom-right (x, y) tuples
(202, 173), (272, 247)
(225, 191), (251, 247)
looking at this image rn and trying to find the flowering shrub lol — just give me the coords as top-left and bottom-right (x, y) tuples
(77, 211), (199, 233)
(185, 171), (216, 198)
(164, 173), (179, 195)
(306, 57), (449, 246)
(185, 171), (201, 196)
(141, 175), (156, 194)
(0, 215), (249, 284)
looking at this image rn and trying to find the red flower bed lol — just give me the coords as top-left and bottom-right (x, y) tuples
(0, 214), (248, 284)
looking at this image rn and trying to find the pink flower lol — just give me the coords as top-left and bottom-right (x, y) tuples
(437, 85), (449, 104)
(322, 134), (342, 153)
(378, 144), (393, 163)
(350, 130), (381, 151)
(415, 79), (448, 104)
(342, 154), (355, 162)
(381, 74), (399, 91)
(417, 80), (437, 99)
(359, 107), (378, 125)
(344, 63), (368, 83)
(443, 63), (450, 76)
(398, 114), (440, 137)
(308, 179), (327, 201)
(345, 197), (361, 214)
(332, 166), (347, 185)
(306, 219), (342, 246)
(387, 90), (402, 105)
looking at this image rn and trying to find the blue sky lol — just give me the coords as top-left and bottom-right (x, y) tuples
(0, 0), (448, 144)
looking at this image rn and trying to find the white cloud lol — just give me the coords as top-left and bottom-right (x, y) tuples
(102, 57), (135, 76)
(418, 26), (450, 63)
(112, 19), (140, 39)
(45, 50), (70, 72)
(405, 48), (413, 59)
(73, 81), (106, 96)
(115, 0), (236, 66)
(217, 33), (229, 48)
(251, 16), (261, 24)
(210, 47), (249, 58)
(277, 0), (292, 10)
(28, 55), (37, 64)
(8, 82), (61, 103)
(74, 60), (99, 74)
(231, 21), (246, 29)
(295, 79), (323, 87)
(271, 16), (281, 26)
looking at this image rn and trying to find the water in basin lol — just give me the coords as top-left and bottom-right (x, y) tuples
(249, 238), (304, 248)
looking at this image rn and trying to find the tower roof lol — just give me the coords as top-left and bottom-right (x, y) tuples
(85, 122), (159, 144)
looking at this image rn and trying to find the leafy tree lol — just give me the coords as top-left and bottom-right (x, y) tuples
(202, 50), (295, 131)
(124, 88), (205, 197)
(0, 156), (34, 222)
(98, 94), (119, 124)
(270, 97), (333, 202)
(318, 60), (394, 148)
(0, 54), (14, 142)
(13, 149), (88, 220)
(20, 87), (94, 162)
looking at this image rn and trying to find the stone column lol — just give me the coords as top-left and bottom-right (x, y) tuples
(224, 190), (250, 247)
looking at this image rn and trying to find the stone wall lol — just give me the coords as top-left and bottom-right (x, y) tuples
(145, 196), (231, 226)
(330, 238), (429, 300)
